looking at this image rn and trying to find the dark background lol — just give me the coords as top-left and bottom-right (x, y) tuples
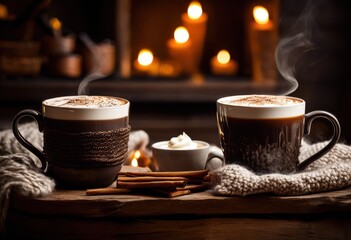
(0, 0), (350, 144)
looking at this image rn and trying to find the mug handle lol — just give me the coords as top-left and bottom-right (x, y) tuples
(297, 111), (341, 171)
(12, 109), (47, 170)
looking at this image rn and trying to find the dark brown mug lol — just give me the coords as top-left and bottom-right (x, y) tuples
(217, 95), (341, 174)
(12, 95), (130, 189)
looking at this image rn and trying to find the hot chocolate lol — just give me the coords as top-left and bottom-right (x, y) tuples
(217, 95), (340, 174)
(13, 95), (131, 189)
(219, 115), (304, 173)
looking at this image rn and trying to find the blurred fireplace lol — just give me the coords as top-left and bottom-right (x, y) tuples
(0, 0), (280, 80)
(0, 0), (348, 81)
(126, 0), (280, 79)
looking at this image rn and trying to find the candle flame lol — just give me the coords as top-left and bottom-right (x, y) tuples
(217, 50), (231, 64)
(253, 6), (269, 25)
(50, 17), (62, 31)
(174, 27), (189, 44)
(188, 1), (202, 20)
(131, 158), (138, 167)
(137, 49), (154, 66)
(131, 150), (141, 167)
(134, 150), (141, 159)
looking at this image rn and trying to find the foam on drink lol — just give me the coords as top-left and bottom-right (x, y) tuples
(229, 95), (302, 107)
(42, 96), (129, 121)
(44, 96), (125, 108)
(217, 95), (305, 119)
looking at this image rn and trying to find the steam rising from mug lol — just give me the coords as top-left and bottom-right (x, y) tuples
(78, 33), (105, 95)
(275, 0), (317, 96)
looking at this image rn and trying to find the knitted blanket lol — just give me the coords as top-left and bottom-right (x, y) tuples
(1, 123), (351, 231)
(212, 141), (351, 196)
(0, 123), (149, 233)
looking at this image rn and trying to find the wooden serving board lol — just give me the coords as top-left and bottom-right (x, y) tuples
(9, 188), (351, 217)
(6, 188), (351, 240)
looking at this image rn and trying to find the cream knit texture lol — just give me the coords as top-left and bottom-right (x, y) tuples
(0, 123), (149, 233)
(0, 123), (54, 233)
(212, 141), (351, 196)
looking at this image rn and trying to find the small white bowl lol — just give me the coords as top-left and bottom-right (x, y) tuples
(152, 140), (210, 171)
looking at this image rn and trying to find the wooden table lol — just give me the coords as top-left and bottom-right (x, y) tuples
(6, 188), (351, 240)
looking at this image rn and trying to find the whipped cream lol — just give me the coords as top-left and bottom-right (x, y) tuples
(168, 132), (197, 150)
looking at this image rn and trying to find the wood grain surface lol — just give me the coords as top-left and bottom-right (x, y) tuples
(9, 188), (351, 217)
(6, 188), (351, 239)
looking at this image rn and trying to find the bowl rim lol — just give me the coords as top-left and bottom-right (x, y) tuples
(151, 140), (209, 151)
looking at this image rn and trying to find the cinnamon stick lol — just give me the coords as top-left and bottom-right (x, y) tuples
(118, 176), (188, 182)
(125, 170), (209, 179)
(117, 180), (187, 189)
(86, 187), (130, 196)
(152, 189), (191, 198)
(178, 182), (211, 192)
(118, 176), (202, 184)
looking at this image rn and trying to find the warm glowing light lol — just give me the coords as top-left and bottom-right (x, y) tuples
(134, 150), (141, 159)
(217, 50), (231, 64)
(159, 63), (175, 75)
(0, 4), (8, 18)
(130, 150), (141, 167)
(253, 6), (269, 25)
(137, 49), (154, 66)
(187, 1), (202, 20)
(174, 27), (189, 44)
(131, 158), (138, 167)
(50, 17), (62, 31)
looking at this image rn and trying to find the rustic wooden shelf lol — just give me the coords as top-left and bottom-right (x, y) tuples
(0, 77), (288, 102)
(6, 188), (351, 239)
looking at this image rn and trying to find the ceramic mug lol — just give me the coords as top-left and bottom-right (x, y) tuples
(12, 95), (130, 189)
(217, 95), (341, 174)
